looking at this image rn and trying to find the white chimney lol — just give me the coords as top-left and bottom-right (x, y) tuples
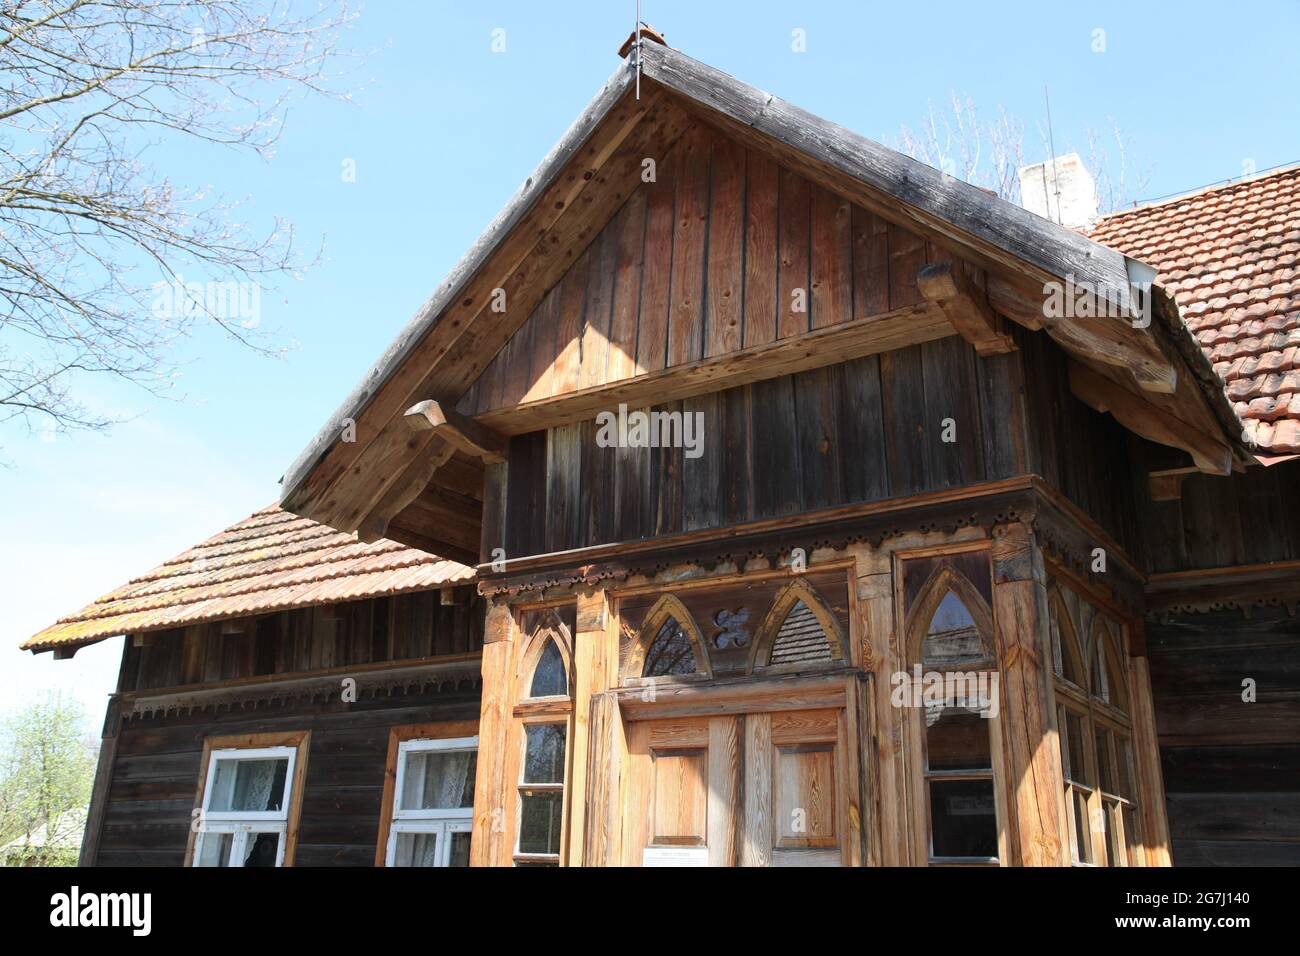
(1017, 153), (1098, 229)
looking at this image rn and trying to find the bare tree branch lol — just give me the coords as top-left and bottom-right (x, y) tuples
(0, 0), (356, 437)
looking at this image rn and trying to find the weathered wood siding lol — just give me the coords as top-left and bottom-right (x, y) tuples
(1148, 606), (1300, 866)
(457, 122), (945, 417)
(119, 591), (483, 692)
(97, 689), (480, 866)
(1137, 456), (1300, 574)
(490, 340), (1033, 558)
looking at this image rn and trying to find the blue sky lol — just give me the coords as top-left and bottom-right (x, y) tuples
(3, 0), (1297, 729)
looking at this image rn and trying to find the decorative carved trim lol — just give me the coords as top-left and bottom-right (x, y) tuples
(123, 657), (482, 720)
(516, 609), (574, 700)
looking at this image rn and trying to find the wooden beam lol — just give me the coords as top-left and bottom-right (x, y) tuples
(1148, 466), (1197, 502)
(406, 399), (506, 464)
(1068, 361), (1231, 476)
(356, 436), (456, 542)
(987, 275), (1176, 393)
(476, 300), (952, 435)
(382, 522), (478, 567)
(917, 261), (1015, 356)
(52, 646), (79, 660)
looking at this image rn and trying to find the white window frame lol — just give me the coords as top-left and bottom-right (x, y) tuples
(193, 745), (297, 867)
(384, 735), (477, 867)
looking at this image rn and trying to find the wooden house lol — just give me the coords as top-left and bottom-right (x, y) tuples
(27, 34), (1300, 867)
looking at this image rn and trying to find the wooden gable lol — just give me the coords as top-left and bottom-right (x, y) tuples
(456, 122), (954, 431)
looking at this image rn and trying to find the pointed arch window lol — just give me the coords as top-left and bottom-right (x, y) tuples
(643, 617), (698, 677)
(530, 638), (568, 698)
(627, 595), (709, 681)
(513, 610), (575, 867)
(905, 561), (1002, 866)
(922, 591), (993, 670)
(1050, 586), (1141, 867)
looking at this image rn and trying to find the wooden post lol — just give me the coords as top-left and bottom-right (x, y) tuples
(854, 543), (904, 865)
(470, 601), (514, 867)
(990, 522), (1068, 866)
(79, 694), (122, 867)
(1129, 644), (1173, 866)
(567, 587), (615, 865)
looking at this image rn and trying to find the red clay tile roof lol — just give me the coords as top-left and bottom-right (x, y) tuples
(1090, 165), (1300, 454)
(22, 505), (474, 652)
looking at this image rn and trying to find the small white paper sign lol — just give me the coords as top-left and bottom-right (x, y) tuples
(642, 846), (708, 867)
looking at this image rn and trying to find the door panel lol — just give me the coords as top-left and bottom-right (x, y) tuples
(628, 707), (849, 866)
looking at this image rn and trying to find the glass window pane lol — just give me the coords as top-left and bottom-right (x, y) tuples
(393, 831), (441, 867)
(529, 640), (567, 698)
(209, 757), (289, 813)
(925, 704), (992, 771)
(400, 749), (477, 811)
(523, 724), (566, 784)
(928, 778), (997, 859)
(1052, 605), (1083, 685)
(242, 830), (281, 867)
(518, 791), (564, 856)
(1105, 635), (1130, 712)
(642, 618), (697, 677)
(1062, 710), (1091, 786)
(196, 831), (232, 867)
(923, 592), (989, 668)
(448, 831), (472, 867)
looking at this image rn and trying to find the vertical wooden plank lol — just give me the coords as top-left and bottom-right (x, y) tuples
(497, 297), (537, 407)
(742, 712), (773, 867)
(922, 334), (984, 488)
(991, 523), (1068, 866)
(880, 345), (928, 495)
(521, 285), (562, 403)
(546, 422), (582, 553)
(723, 383), (754, 524)
(810, 184), (853, 329)
(705, 137), (745, 357)
(683, 392), (723, 531)
(708, 715), (743, 867)
(605, 189), (648, 383)
(583, 692), (626, 866)
(614, 419), (650, 541)
(977, 339), (1030, 479)
(751, 375), (801, 517)
(888, 222), (926, 309)
(852, 204), (890, 317)
(479, 460), (507, 565)
(838, 355), (889, 503)
(552, 247), (591, 396)
(582, 417), (615, 547)
(636, 141), (677, 374)
(579, 223), (616, 390)
(794, 365), (843, 510)
(652, 400), (684, 535)
(667, 126), (710, 367)
(778, 167), (812, 338)
(743, 150), (779, 348)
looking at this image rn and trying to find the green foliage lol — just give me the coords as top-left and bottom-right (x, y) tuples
(0, 693), (97, 866)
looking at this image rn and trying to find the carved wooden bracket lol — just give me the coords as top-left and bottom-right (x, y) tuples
(917, 260), (1016, 356)
(406, 399), (507, 464)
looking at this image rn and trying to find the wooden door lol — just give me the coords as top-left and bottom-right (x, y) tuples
(625, 708), (850, 866)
